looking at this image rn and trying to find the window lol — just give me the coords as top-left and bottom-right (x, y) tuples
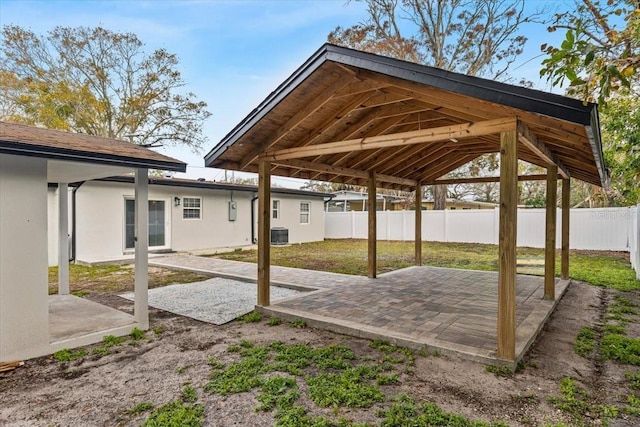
(183, 197), (201, 219)
(272, 200), (280, 219)
(300, 202), (310, 224)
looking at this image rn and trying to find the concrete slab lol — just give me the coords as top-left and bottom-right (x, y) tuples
(49, 295), (135, 342)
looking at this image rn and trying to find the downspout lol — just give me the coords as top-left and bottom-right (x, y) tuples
(70, 181), (86, 262)
(251, 193), (259, 244)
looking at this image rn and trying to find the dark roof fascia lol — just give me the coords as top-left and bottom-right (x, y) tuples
(99, 176), (328, 198)
(0, 141), (186, 172)
(323, 44), (596, 125)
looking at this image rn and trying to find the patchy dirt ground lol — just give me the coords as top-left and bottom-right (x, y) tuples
(1, 281), (639, 427)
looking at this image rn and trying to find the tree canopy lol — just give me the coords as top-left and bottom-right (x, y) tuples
(328, 0), (535, 208)
(540, 0), (639, 105)
(329, 0), (533, 80)
(540, 1), (639, 206)
(0, 25), (211, 150)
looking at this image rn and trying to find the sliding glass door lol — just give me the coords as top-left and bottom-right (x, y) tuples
(125, 200), (166, 249)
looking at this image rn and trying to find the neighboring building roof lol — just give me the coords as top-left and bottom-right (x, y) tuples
(390, 198), (497, 207)
(98, 176), (329, 198)
(204, 43), (606, 188)
(0, 121), (186, 172)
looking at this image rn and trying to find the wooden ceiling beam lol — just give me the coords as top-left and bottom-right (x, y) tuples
(517, 120), (570, 179)
(295, 90), (380, 147)
(419, 154), (483, 183)
(427, 174), (548, 185)
(369, 71), (589, 142)
(375, 142), (446, 176)
(238, 73), (357, 169)
(354, 91), (413, 109)
(272, 159), (415, 187)
(300, 112), (410, 180)
(380, 141), (493, 177)
(261, 117), (517, 162)
(333, 79), (389, 98)
(328, 114), (411, 167)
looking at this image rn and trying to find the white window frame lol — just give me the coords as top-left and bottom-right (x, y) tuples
(299, 201), (310, 224)
(272, 199), (280, 219)
(182, 197), (202, 220)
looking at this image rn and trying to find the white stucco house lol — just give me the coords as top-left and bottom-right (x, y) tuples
(0, 122), (185, 362)
(47, 177), (327, 265)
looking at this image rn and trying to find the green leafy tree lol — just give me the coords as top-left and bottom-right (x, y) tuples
(540, 0), (639, 104)
(329, 0), (533, 79)
(600, 93), (640, 205)
(0, 25), (211, 150)
(329, 0), (536, 208)
(541, 1), (639, 206)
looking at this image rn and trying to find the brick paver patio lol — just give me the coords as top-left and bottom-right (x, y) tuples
(152, 254), (569, 366)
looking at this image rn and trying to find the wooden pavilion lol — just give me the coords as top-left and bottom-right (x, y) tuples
(204, 44), (606, 361)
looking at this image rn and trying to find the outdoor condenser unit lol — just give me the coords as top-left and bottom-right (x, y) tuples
(270, 227), (289, 245)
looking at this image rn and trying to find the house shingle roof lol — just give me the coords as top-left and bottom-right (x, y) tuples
(0, 121), (186, 172)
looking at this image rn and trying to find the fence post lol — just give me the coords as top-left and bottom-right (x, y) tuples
(351, 210), (355, 239)
(386, 210), (391, 241)
(443, 209), (449, 242)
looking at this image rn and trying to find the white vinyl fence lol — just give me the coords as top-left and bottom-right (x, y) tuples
(325, 206), (640, 278)
(631, 205), (640, 279)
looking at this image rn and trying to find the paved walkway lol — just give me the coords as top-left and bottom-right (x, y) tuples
(151, 255), (569, 366)
(151, 254), (370, 290)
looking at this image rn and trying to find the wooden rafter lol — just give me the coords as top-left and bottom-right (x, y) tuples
(239, 73), (357, 169)
(261, 117), (517, 162)
(428, 174), (548, 185)
(517, 120), (570, 179)
(271, 158), (416, 187)
(312, 114), (413, 171)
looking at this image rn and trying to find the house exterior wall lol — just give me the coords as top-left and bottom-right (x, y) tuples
(0, 154), (50, 361)
(268, 193), (325, 244)
(49, 180), (325, 264)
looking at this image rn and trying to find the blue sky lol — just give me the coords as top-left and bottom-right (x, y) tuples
(0, 0), (568, 186)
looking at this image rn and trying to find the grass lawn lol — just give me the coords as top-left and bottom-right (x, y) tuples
(48, 264), (210, 296)
(217, 239), (640, 291)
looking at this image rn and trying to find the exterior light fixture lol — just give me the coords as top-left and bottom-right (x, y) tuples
(174, 197), (181, 207)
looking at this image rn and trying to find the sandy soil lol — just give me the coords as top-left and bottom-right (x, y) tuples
(1, 281), (638, 427)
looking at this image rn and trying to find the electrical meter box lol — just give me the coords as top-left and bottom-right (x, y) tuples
(228, 201), (237, 221)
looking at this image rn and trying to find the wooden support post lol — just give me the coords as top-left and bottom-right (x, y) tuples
(498, 129), (517, 360)
(258, 160), (271, 306)
(561, 178), (570, 280)
(57, 183), (70, 295)
(415, 182), (422, 266)
(134, 168), (149, 329)
(545, 165), (558, 299)
(368, 171), (377, 278)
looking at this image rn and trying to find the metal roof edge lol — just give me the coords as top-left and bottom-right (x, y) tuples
(99, 176), (329, 198)
(203, 43), (333, 167)
(0, 142), (186, 172)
